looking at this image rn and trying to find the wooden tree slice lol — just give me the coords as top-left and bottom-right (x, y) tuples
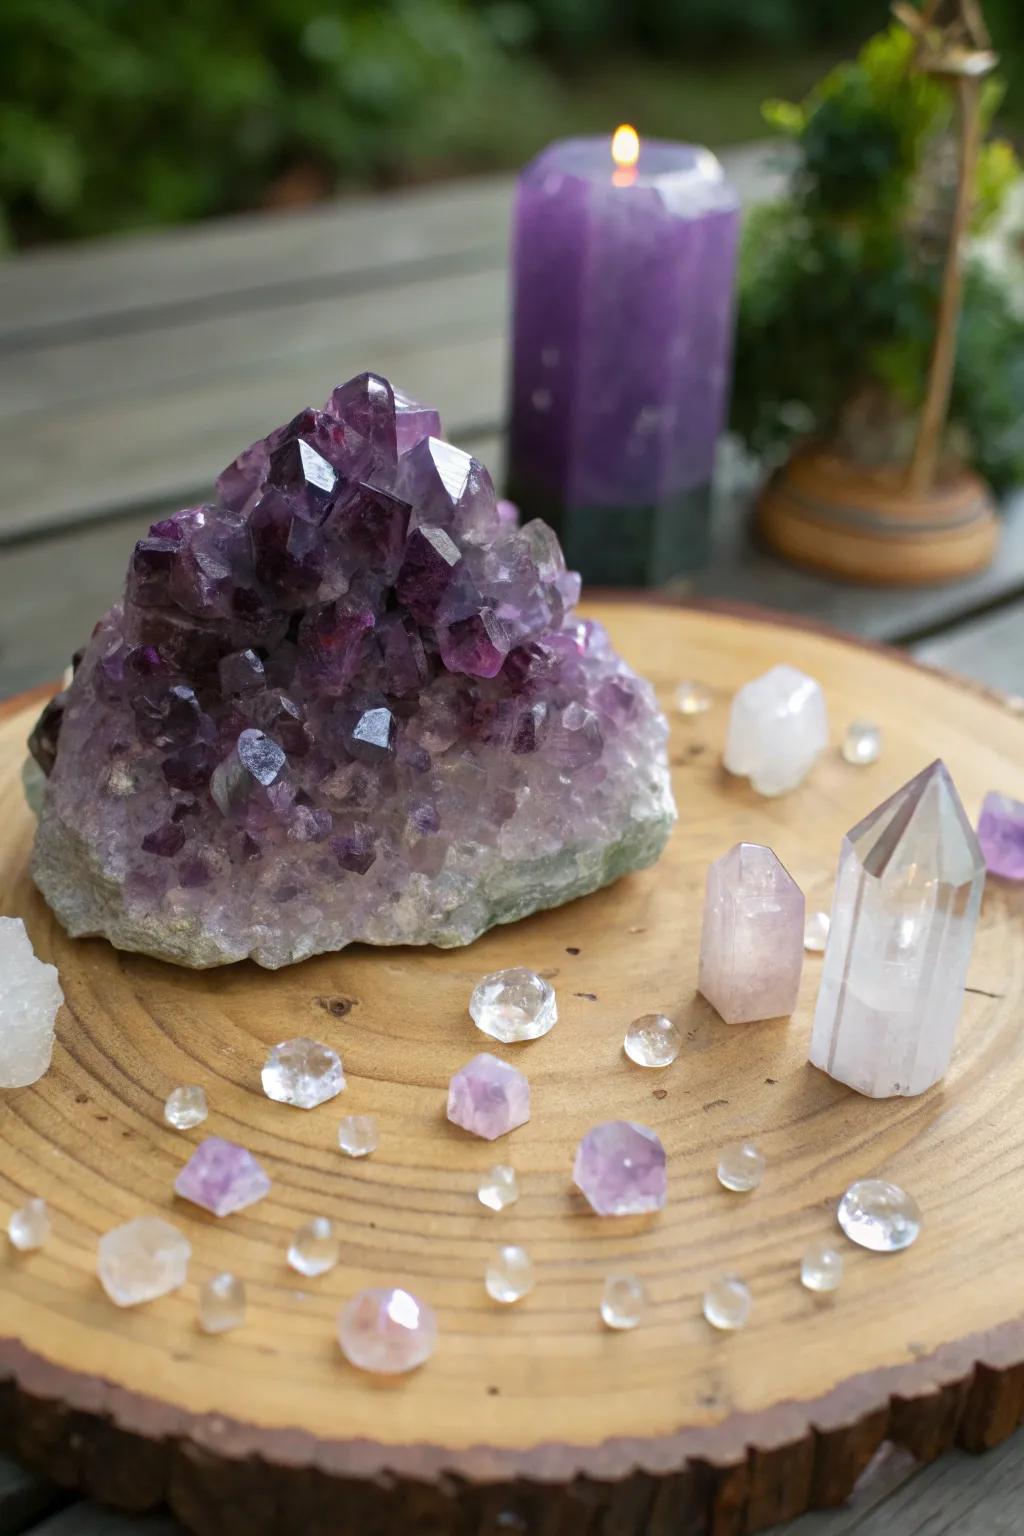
(1, 602), (1023, 1536)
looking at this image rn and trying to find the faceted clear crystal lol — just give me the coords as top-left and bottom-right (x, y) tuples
(716, 1141), (765, 1193)
(288, 1216), (340, 1276)
(8, 1198), (50, 1251)
(624, 1013), (681, 1067)
(164, 1084), (208, 1130)
(801, 1242), (844, 1292)
(573, 1120), (667, 1216)
(838, 1178), (921, 1252)
(804, 910), (830, 953)
(676, 680), (713, 716)
(469, 968), (557, 1043)
(698, 842), (805, 1024)
(0, 917), (63, 1087)
(977, 791), (1024, 880)
(478, 1164), (519, 1211)
(447, 1053), (531, 1140)
(703, 1275), (751, 1330)
(174, 1136), (271, 1216)
(338, 1286), (437, 1374)
(810, 760), (986, 1097)
(199, 1272), (247, 1333)
(98, 1216), (191, 1307)
(338, 1114), (378, 1158)
(262, 1038), (345, 1109)
(724, 665), (828, 796)
(600, 1273), (648, 1330)
(485, 1244), (534, 1303)
(842, 720), (881, 765)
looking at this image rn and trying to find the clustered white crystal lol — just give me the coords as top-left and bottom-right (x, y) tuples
(0, 916), (63, 1088)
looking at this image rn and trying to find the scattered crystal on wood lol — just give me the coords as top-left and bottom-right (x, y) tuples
(703, 1275), (751, 1330)
(724, 665), (828, 796)
(98, 1216), (191, 1306)
(199, 1272), (247, 1333)
(8, 1197), (50, 1251)
(600, 1273), (648, 1330)
(469, 968), (557, 1043)
(338, 1114), (378, 1157)
(164, 1084), (208, 1130)
(0, 917), (63, 1087)
(842, 720), (881, 765)
(478, 1164), (519, 1211)
(262, 1038), (345, 1108)
(623, 1013), (681, 1067)
(174, 1136), (271, 1216)
(977, 791), (1024, 880)
(803, 909), (830, 953)
(838, 1178), (921, 1252)
(447, 1052), (531, 1140)
(675, 680), (713, 716)
(800, 1242), (844, 1292)
(288, 1216), (339, 1276)
(716, 1141), (765, 1193)
(809, 760), (985, 1097)
(485, 1244), (534, 1303)
(573, 1120), (667, 1216)
(698, 842), (804, 1024)
(338, 1286), (437, 1374)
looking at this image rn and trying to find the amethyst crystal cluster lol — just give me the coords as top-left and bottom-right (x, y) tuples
(29, 374), (674, 968)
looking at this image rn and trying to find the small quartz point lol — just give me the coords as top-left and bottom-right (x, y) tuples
(164, 1084), (208, 1130)
(724, 665), (828, 796)
(478, 1164), (519, 1212)
(574, 1120), (667, 1216)
(338, 1286), (437, 1374)
(485, 1244), (534, 1303)
(98, 1216), (191, 1307)
(842, 720), (881, 765)
(804, 910), (830, 953)
(262, 1038), (345, 1109)
(447, 1052), (531, 1140)
(8, 1198), (50, 1251)
(801, 1242), (844, 1293)
(676, 680), (713, 716)
(469, 968), (557, 1043)
(838, 1178), (921, 1252)
(717, 1141), (765, 1193)
(624, 1013), (680, 1068)
(977, 791), (1024, 880)
(703, 1275), (751, 1331)
(338, 1114), (378, 1158)
(199, 1272), (247, 1333)
(0, 917), (63, 1087)
(601, 1273), (648, 1330)
(175, 1136), (271, 1217)
(698, 843), (804, 1024)
(810, 760), (985, 1097)
(288, 1216), (340, 1276)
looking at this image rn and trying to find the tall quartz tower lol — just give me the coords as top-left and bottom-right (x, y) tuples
(809, 759), (985, 1098)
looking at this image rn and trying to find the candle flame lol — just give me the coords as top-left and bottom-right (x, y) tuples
(611, 123), (640, 170)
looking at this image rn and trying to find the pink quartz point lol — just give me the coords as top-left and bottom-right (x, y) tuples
(338, 1286), (437, 1374)
(697, 842), (804, 1024)
(977, 791), (1024, 880)
(174, 1136), (271, 1217)
(573, 1120), (667, 1215)
(446, 1052), (530, 1140)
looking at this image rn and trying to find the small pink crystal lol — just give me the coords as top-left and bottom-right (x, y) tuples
(338, 1286), (437, 1374)
(573, 1120), (667, 1215)
(977, 791), (1024, 880)
(447, 1052), (530, 1140)
(697, 842), (804, 1024)
(174, 1136), (271, 1217)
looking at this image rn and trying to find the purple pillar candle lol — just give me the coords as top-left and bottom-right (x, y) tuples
(507, 131), (739, 585)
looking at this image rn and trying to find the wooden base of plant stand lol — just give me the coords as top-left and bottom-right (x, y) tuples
(1, 602), (1024, 1536)
(757, 447), (999, 585)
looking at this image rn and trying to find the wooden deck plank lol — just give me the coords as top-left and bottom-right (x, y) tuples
(28, 1507), (181, 1536)
(913, 606), (1024, 698)
(0, 1454), (61, 1535)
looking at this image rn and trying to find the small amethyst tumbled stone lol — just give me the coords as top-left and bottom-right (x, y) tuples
(977, 792), (1024, 880)
(28, 371), (674, 968)
(447, 1052), (531, 1140)
(174, 1137), (272, 1217)
(573, 1120), (667, 1215)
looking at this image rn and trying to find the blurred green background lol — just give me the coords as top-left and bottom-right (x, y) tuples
(2, 0), (1020, 248)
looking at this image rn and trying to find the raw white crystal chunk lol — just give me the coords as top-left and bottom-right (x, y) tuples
(809, 760), (985, 1098)
(724, 665), (828, 796)
(97, 1216), (191, 1306)
(0, 917), (63, 1088)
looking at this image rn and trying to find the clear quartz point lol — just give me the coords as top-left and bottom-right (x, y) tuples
(164, 1084), (208, 1129)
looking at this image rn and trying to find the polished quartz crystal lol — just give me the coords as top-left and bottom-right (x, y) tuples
(174, 1136), (271, 1216)
(703, 1275), (751, 1330)
(675, 680), (713, 716)
(724, 665), (828, 796)
(447, 1053), (531, 1140)
(199, 1272), (247, 1333)
(485, 1244), (534, 1303)
(287, 1216), (340, 1276)
(262, 1038), (345, 1108)
(338, 1114), (378, 1158)
(698, 843), (804, 1024)
(716, 1140), (765, 1193)
(338, 1286), (437, 1374)
(600, 1273), (648, 1330)
(842, 720), (881, 765)
(469, 968), (557, 1043)
(8, 1198), (50, 1251)
(800, 1242), (844, 1293)
(478, 1164), (519, 1211)
(623, 1013), (681, 1067)
(0, 917), (63, 1087)
(164, 1084), (208, 1130)
(838, 1178), (921, 1252)
(810, 761), (985, 1097)
(573, 1120), (667, 1215)
(98, 1216), (191, 1306)
(976, 791), (1024, 880)
(803, 910), (830, 953)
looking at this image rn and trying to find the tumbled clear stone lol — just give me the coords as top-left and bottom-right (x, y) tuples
(98, 1216), (191, 1307)
(716, 1141), (765, 1193)
(698, 843), (805, 1024)
(469, 968), (557, 1043)
(164, 1084), (208, 1130)
(600, 1273), (648, 1330)
(675, 680), (713, 716)
(199, 1272), (247, 1333)
(724, 664), (828, 796)
(624, 1013), (680, 1068)
(0, 917), (63, 1087)
(842, 720), (881, 765)
(573, 1120), (667, 1215)
(447, 1053), (531, 1140)
(800, 1242), (844, 1293)
(478, 1164), (519, 1212)
(262, 1038), (345, 1109)
(838, 1178), (921, 1252)
(485, 1244), (534, 1303)
(804, 910), (830, 953)
(174, 1136), (271, 1217)
(703, 1275), (751, 1330)
(8, 1198), (50, 1252)
(338, 1286), (437, 1374)
(338, 1114), (378, 1158)
(288, 1216), (340, 1276)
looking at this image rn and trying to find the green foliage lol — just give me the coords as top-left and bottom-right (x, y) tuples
(732, 23), (1024, 491)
